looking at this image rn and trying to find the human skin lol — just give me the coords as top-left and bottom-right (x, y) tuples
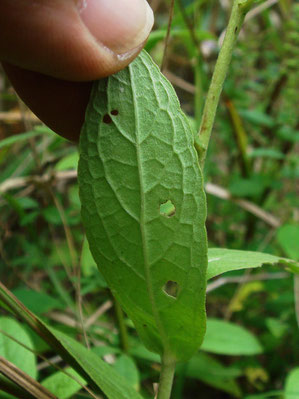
(0, 0), (154, 141)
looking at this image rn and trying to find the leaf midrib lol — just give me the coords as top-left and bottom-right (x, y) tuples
(128, 60), (169, 353)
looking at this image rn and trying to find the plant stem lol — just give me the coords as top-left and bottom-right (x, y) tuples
(114, 298), (129, 353)
(157, 354), (176, 399)
(196, 0), (252, 167)
(295, 274), (299, 328)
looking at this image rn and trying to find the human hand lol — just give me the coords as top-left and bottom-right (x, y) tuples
(0, 0), (154, 141)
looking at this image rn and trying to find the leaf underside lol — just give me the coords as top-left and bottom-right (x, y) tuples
(78, 51), (208, 362)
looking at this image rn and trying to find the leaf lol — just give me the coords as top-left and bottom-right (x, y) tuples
(285, 368), (299, 399)
(48, 327), (143, 399)
(78, 50), (208, 362)
(201, 318), (263, 355)
(249, 148), (285, 160)
(145, 29), (214, 52)
(229, 175), (278, 198)
(265, 318), (288, 339)
(129, 339), (160, 363)
(244, 391), (283, 399)
(185, 352), (242, 397)
(55, 151), (79, 171)
(207, 248), (299, 280)
(114, 355), (140, 391)
(276, 224), (299, 261)
(0, 131), (43, 150)
(0, 282), (143, 399)
(41, 368), (86, 399)
(239, 109), (275, 128)
(13, 288), (63, 315)
(80, 236), (98, 277)
(0, 317), (37, 380)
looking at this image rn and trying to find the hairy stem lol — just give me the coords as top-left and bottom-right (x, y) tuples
(196, 0), (251, 167)
(157, 354), (176, 399)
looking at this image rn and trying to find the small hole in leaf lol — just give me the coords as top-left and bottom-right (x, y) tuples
(163, 281), (179, 298)
(160, 200), (176, 217)
(103, 114), (112, 124)
(111, 110), (119, 116)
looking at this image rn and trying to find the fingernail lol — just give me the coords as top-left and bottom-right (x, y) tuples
(78, 0), (154, 56)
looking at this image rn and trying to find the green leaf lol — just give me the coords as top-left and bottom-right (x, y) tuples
(129, 339), (160, 363)
(13, 288), (63, 315)
(249, 148), (285, 160)
(0, 131), (43, 150)
(42, 206), (62, 225)
(145, 29), (214, 52)
(285, 368), (299, 399)
(55, 151), (79, 171)
(239, 109), (275, 128)
(229, 175), (277, 198)
(185, 352), (242, 397)
(201, 318), (263, 355)
(80, 236), (98, 277)
(48, 327), (143, 399)
(276, 224), (299, 261)
(0, 317), (37, 379)
(265, 318), (288, 339)
(78, 50), (208, 362)
(0, 282), (144, 399)
(41, 367), (86, 399)
(244, 391), (283, 399)
(114, 355), (140, 391)
(207, 248), (299, 280)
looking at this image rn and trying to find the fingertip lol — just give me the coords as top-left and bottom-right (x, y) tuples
(0, 0), (154, 81)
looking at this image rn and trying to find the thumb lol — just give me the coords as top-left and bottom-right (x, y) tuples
(0, 0), (154, 80)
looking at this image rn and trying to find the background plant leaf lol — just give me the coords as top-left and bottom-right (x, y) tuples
(285, 368), (299, 399)
(41, 368), (86, 399)
(201, 319), (263, 355)
(184, 352), (242, 397)
(0, 317), (37, 380)
(207, 248), (299, 280)
(0, 282), (143, 399)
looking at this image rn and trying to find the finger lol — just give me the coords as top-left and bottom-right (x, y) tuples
(2, 62), (92, 142)
(0, 0), (154, 81)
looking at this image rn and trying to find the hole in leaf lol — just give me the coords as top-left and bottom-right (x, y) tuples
(111, 110), (119, 116)
(163, 281), (179, 298)
(160, 200), (176, 217)
(103, 114), (112, 124)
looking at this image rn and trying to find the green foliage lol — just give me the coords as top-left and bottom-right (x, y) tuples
(0, 317), (37, 380)
(49, 327), (143, 399)
(201, 319), (263, 355)
(78, 50), (208, 362)
(207, 248), (299, 280)
(285, 368), (299, 399)
(276, 225), (299, 261)
(0, 1), (298, 398)
(185, 352), (242, 397)
(41, 368), (86, 399)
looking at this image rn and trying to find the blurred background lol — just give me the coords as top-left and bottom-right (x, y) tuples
(0, 0), (298, 398)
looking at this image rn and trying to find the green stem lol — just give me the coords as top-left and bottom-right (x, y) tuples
(194, 57), (204, 130)
(157, 354), (176, 399)
(114, 298), (129, 353)
(196, 0), (251, 167)
(295, 274), (299, 328)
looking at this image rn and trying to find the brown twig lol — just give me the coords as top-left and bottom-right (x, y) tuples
(207, 272), (288, 293)
(161, 0), (175, 72)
